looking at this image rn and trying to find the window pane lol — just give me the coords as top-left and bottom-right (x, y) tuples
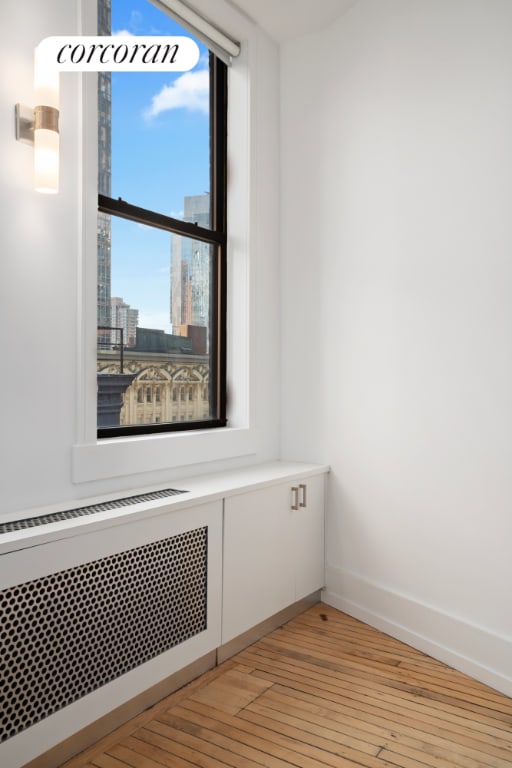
(97, 0), (226, 436)
(105, 0), (211, 224)
(97, 216), (218, 428)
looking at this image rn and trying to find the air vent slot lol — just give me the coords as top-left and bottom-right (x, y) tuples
(0, 488), (187, 534)
(0, 526), (207, 742)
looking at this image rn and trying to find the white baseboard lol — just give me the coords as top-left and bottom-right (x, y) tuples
(322, 566), (512, 699)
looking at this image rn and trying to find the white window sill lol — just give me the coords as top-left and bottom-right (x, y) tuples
(72, 426), (257, 483)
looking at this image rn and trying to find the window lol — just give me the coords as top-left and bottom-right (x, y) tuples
(96, 0), (227, 439)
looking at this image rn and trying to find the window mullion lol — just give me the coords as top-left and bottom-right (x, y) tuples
(98, 194), (223, 245)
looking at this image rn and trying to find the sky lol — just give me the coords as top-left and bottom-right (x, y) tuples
(108, 0), (211, 332)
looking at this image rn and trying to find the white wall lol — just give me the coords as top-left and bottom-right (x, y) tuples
(0, 0), (281, 517)
(281, 0), (512, 695)
(4, 0), (511, 703)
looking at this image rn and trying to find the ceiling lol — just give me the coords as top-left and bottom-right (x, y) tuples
(227, 0), (358, 43)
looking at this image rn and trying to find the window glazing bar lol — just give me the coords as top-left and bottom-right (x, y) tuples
(98, 194), (224, 245)
(149, 0), (240, 65)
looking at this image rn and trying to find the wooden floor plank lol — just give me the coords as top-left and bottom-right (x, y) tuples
(147, 714), (303, 768)
(171, 698), (367, 768)
(240, 652), (512, 753)
(283, 619), (505, 697)
(125, 731), (247, 768)
(237, 642), (512, 731)
(91, 753), (132, 768)
(292, 610), (507, 698)
(256, 688), (512, 768)
(187, 668), (273, 715)
(106, 744), (168, 768)
(258, 631), (512, 719)
(158, 700), (340, 768)
(61, 605), (512, 768)
(266, 681), (512, 758)
(60, 661), (238, 768)
(137, 724), (265, 768)
(243, 646), (508, 730)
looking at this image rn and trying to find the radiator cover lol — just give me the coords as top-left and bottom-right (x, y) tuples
(0, 525), (208, 743)
(0, 488), (187, 534)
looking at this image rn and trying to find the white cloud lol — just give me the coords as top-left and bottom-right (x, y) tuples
(112, 29), (135, 37)
(144, 68), (209, 118)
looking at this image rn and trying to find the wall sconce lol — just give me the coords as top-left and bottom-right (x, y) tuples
(15, 47), (60, 194)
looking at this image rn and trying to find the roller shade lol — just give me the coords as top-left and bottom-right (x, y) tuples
(149, 0), (240, 65)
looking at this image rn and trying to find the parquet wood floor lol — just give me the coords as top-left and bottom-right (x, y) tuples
(61, 604), (512, 768)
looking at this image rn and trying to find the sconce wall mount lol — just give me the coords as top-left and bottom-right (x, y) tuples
(15, 103), (60, 144)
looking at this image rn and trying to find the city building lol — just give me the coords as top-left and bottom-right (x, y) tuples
(98, 346), (210, 425)
(97, 0), (111, 344)
(170, 193), (211, 334)
(110, 297), (138, 348)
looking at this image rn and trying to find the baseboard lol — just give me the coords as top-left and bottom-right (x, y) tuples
(322, 566), (512, 699)
(21, 651), (217, 768)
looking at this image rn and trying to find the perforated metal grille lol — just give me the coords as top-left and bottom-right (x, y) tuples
(0, 488), (187, 534)
(0, 527), (208, 742)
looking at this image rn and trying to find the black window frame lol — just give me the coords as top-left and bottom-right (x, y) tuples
(97, 53), (228, 439)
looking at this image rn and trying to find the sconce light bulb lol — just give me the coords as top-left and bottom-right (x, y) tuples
(34, 128), (59, 194)
(33, 45), (60, 194)
(34, 46), (60, 110)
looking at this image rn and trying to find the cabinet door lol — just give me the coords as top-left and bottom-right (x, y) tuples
(294, 473), (325, 600)
(222, 483), (295, 644)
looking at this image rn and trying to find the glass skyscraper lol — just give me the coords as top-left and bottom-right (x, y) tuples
(97, 0), (112, 341)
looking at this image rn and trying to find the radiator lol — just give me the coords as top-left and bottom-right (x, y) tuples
(0, 492), (223, 768)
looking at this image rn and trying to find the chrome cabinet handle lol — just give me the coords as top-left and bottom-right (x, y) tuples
(299, 483), (307, 508)
(291, 486), (299, 510)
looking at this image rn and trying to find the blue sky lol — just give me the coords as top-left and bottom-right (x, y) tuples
(108, 0), (210, 332)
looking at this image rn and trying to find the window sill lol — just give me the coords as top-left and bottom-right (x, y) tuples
(72, 426), (256, 483)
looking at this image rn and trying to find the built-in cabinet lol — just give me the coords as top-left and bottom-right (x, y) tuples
(292, 474), (325, 602)
(0, 462), (327, 768)
(222, 473), (325, 644)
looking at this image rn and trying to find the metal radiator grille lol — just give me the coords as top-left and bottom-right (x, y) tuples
(0, 488), (187, 534)
(0, 526), (208, 742)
